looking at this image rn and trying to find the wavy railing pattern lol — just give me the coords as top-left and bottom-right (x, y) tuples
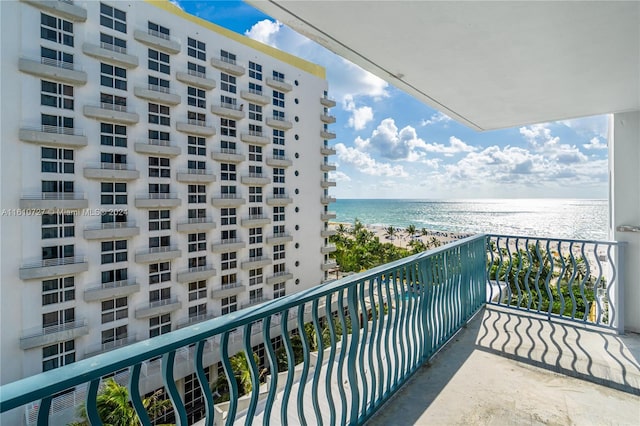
(1, 236), (486, 426)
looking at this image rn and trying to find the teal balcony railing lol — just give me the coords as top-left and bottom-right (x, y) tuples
(0, 233), (624, 425)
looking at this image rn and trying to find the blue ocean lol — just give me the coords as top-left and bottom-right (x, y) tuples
(333, 199), (609, 240)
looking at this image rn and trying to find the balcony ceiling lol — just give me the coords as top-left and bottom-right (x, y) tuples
(247, 1), (640, 130)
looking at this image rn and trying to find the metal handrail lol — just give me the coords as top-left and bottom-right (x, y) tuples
(100, 41), (127, 54)
(86, 162), (135, 171)
(139, 297), (180, 310)
(248, 88), (263, 96)
(219, 102), (240, 110)
(85, 221), (136, 231)
(21, 256), (86, 269)
(181, 217), (212, 225)
(138, 193), (177, 200)
(21, 193), (85, 200)
(39, 56), (75, 70)
(147, 84), (171, 94)
(187, 69), (206, 79)
(187, 119), (208, 127)
(22, 124), (83, 136)
(96, 102), (129, 112)
(219, 56), (237, 65)
(85, 279), (137, 293)
(146, 138), (172, 147)
(215, 238), (242, 245)
(21, 319), (87, 340)
(178, 168), (211, 175)
(137, 245), (179, 255)
(215, 193), (240, 199)
(271, 193), (290, 199)
(148, 28), (171, 41)
(248, 130), (264, 137)
(245, 214), (268, 221)
(180, 265), (214, 274)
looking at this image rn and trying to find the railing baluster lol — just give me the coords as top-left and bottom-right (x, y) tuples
(556, 241), (567, 318)
(336, 289), (349, 425)
(129, 363), (152, 426)
(357, 279), (369, 417)
(296, 304), (310, 426)
(523, 238), (533, 310)
(280, 309), (294, 426)
(262, 316), (277, 426)
(324, 293), (337, 426)
(195, 340), (214, 426)
(220, 331), (238, 426)
(243, 322), (260, 425)
(391, 268), (402, 390)
(543, 240), (555, 318)
(347, 284), (361, 424)
(85, 379), (101, 425)
(35, 395), (52, 426)
(162, 351), (186, 425)
(566, 242), (579, 319)
(593, 243), (604, 324)
(310, 299), (325, 426)
(382, 273), (394, 398)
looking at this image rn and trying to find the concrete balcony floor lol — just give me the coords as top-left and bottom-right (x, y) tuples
(367, 305), (640, 426)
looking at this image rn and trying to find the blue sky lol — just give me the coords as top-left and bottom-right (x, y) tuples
(172, 0), (609, 200)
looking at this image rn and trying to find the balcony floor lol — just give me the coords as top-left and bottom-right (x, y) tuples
(367, 305), (640, 425)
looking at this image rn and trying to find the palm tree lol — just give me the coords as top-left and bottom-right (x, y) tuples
(430, 236), (441, 248)
(421, 228), (429, 237)
(384, 225), (396, 240)
(336, 223), (348, 237)
(71, 378), (172, 426)
(406, 225), (417, 239)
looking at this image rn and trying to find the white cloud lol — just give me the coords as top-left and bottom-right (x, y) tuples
(329, 171), (351, 182)
(519, 124), (558, 147)
(335, 143), (408, 177)
(519, 124), (587, 164)
(244, 19), (282, 47)
(421, 112), (452, 126)
(343, 95), (373, 130)
(559, 115), (609, 139)
(423, 136), (477, 157)
(583, 137), (607, 150)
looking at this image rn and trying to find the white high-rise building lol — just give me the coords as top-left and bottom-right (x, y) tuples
(0, 0), (336, 421)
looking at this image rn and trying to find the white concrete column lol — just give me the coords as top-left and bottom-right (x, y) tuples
(609, 111), (640, 333)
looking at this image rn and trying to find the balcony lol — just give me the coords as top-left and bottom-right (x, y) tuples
(134, 139), (181, 156)
(83, 279), (140, 302)
(266, 232), (293, 244)
(85, 336), (138, 358)
(265, 155), (292, 167)
(20, 192), (88, 210)
(135, 246), (181, 263)
(134, 193), (181, 209)
(176, 69), (216, 90)
(176, 168), (216, 183)
(321, 162), (337, 171)
(19, 124), (87, 147)
(18, 57), (86, 85)
(211, 193), (245, 207)
(176, 119), (216, 136)
(133, 29), (181, 54)
(321, 211), (337, 221)
(266, 76), (293, 92)
(3, 235), (635, 426)
(19, 320), (88, 350)
(134, 85), (181, 106)
(240, 173), (270, 185)
(240, 131), (269, 145)
(320, 145), (337, 155)
(320, 113), (336, 123)
(210, 282), (245, 299)
(266, 194), (293, 206)
(20, 0), (87, 21)
(177, 265), (216, 283)
(320, 130), (337, 139)
(176, 217), (216, 233)
(320, 244), (337, 254)
(320, 95), (337, 107)
(321, 179), (337, 188)
(19, 256), (88, 280)
(211, 102), (246, 120)
(320, 260), (338, 271)
(135, 297), (181, 319)
(82, 42), (138, 69)
(210, 56), (245, 76)
(266, 115), (293, 130)
(83, 103), (139, 124)
(176, 313), (216, 329)
(211, 148), (245, 163)
(321, 196), (337, 204)
(83, 163), (139, 181)
(266, 271), (293, 285)
(241, 256), (272, 270)
(321, 228), (337, 237)
(240, 89), (270, 105)
(83, 221), (139, 240)
(240, 296), (271, 309)
(211, 238), (246, 253)
(240, 214), (271, 227)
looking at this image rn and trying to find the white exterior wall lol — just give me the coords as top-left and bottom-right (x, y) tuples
(1, 0), (334, 397)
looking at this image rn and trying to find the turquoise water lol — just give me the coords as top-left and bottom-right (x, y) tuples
(333, 199), (609, 240)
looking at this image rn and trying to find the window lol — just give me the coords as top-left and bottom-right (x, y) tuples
(273, 110), (285, 120)
(274, 244), (285, 260)
(149, 235), (171, 249)
(220, 73), (236, 93)
(188, 87), (206, 108)
(272, 90), (285, 108)
(189, 256), (206, 269)
(189, 303), (207, 318)
(101, 152), (127, 167)
(221, 252), (236, 270)
(249, 187), (262, 203)
(150, 287), (170, 304)
(188, 233), (206, 252)
(248, 61), (262, 80)
(220, 140), (236, 153)
(249, 166), (263, 177)
(100, 2), (126, 33)
(41, 147), (74, 174)
(273, 206), (285, 222)
(101, 240), (127, 264)
(102, 325), (127, 345)
(249, 82), (262, 95)
(149, 262), (171, 284)
(273, 148), (286, 159)
(220, 95), (236, 108)
(41, 180), (73, 195)
(42, 308), (74, 328)
(187, 37), (206, 61)
(149, 210), (170, 231)
(148, 21), (169, 38)
(273, 224), (285, 236)
(188, 160), (206, 172)
(249, 268), (263, 286)
(101, 268), (127, 285)
(249, 247), (263, 259)
(42, 277), (75, 306)
(41, 214), (74, 239)
(148, 49), (170, 74)
(249, 288), (263, 302)
(100, 32), (127, 51)
(148, 129), (170, 143)
(101, 92), (126, 109)
(273, 282), (286, 299)
(248, 104), (262, 121)
(42, 340), (74, 372)
(101, 297), (128, 323)
(148, 75), (170, 92)
(249, 145), (262, 162)
(101, 123), (127, 147)
(41, 13), (73, 47)
(149, 157), (170, 178)
(149, 183), (170, 196)
(249, 228), (263, 245)
(149, 103), (170, 126)
(188, 111), (206, 124)
(249, 124), (263, 135)
(41, 46), (73, 66)
(101, 182), (127, 205)
(220, 208), (236, 226)
(187, 136), (206, 156)
(221, 185), (237, 197)
(188, 61), (206, 77)
(100, 63), (127, 90)
(220, 163), (236, 181)
(221, 273), (237, 287)
(220, 119), (236, 137)
(188, 185), (206, 204)
(273, 129), (285, 146)
(188, 281), (207, 301)
(149, 314), (171, 338)
(220, 50), (236, 64)
(221, 296), (237, 315)
(41, 80), (73, 110)
(221, 229), (236, 242)
(273, 168), (285, 183)
(41, 113), (73, 131)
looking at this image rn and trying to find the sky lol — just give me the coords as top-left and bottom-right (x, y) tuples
(171, 0), (610, 200)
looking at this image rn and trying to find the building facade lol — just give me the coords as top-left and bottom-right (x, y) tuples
(0, 0), (336, 421)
